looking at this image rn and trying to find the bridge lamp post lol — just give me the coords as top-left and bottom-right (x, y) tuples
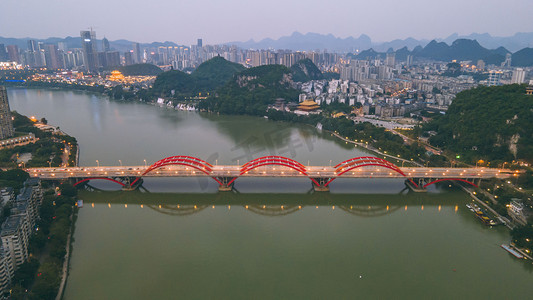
(118, 160), (122, 167)
(96, 160), (99, 167)
(144, 159), (147, 167)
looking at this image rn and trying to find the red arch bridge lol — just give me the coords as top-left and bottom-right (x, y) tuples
(26, 155), (516, 192)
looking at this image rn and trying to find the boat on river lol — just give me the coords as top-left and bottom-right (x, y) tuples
(501, 244), (524, 259)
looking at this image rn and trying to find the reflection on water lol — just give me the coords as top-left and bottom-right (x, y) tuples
(80, 189), (460, 218)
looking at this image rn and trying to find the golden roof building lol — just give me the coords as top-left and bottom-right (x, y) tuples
(109, 70), (125, 81)
(298, 100), (320, 111)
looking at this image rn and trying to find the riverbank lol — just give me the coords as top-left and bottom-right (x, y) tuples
(56, 207), (77, 300)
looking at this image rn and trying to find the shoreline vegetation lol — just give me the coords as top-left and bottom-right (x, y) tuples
(1, 111), (78, 169)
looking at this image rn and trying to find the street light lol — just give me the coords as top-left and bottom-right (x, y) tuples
(144, 159), (147, 167)
(118, 160), (122, 166)
(96, 160), (99, 167)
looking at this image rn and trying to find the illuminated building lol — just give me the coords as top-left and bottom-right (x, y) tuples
(81, 30), (99, 72)
(109, 70), (125, 81)
(0, 86), (14, 139)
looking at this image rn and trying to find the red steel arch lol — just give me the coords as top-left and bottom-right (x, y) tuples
(326, 156), (418, 187)
(228, 156), (319, 186)
(73, 177), (126, 187)
(130, 156), (221, 186)
(423, 178), (478, 188)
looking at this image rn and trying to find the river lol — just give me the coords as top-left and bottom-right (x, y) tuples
(7, 88), (533, 299)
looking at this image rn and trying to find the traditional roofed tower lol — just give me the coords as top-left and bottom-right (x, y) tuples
(298, 100), (320, 111)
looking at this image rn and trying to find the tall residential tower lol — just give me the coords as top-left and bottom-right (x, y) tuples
(80, 30), (99, 72)
(0, 87), (14, 139)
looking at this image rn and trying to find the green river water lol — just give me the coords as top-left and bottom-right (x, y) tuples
(7, 88), (533, 299)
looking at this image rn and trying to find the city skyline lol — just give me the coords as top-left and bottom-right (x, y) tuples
(1, 0), (532, 45)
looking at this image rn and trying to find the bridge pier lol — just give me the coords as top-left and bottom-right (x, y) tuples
(405, 179), (427, 192)
(312, 178), (330, 192)
(217, 177), (236, 192)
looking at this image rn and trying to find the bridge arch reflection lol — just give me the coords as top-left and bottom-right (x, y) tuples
(81, 190), (458, 218)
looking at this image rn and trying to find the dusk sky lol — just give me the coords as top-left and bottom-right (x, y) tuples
(1, 0), (532, 44)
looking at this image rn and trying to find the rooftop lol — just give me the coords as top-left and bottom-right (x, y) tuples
(1, 215), (23, 236)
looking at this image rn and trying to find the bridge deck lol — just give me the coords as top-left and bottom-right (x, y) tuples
(27, 165), (515, 180)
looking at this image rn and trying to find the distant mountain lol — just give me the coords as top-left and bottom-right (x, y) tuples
(439, 32), (533, 52)
(417, 39), (504, 62)
(349, 48), (382, 60)
(373, 38), (430, 52)
(227, 32), (372, 52)
(511, 48), (533, 67)
(346, 39), (518, 65)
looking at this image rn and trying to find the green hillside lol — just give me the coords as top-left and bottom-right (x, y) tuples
(290, 59), (323, 82)
(426, 84), (533, 164)
(151, 57), (244, 97)
(192, 56), (245, 90)
(118, 63), (163, 76)
(199, 64), (299, 115)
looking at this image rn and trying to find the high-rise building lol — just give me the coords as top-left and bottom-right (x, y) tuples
(502, 53), (512, 68)
(511, 68), (526, 84)
(487, 70), (502, 86)
(58, 42), (67, 52)
(0, 44), (7, 61)
(132, 43), (141, 64)
(124, 51), (133, 65)
(0, 86), (14, 140)
(102, 37), (110, 52)
(6, 45), (20, 64)
(80, 30), (99, 72)
(385, 52), (395, 67)
(197, 38), (203, 48)
(27, 40), (37, 52)
(44, 44), (63, 69)
(406, 55), (413, 66)
(476, 60), (485, 70)
(106, 51), (121, 67)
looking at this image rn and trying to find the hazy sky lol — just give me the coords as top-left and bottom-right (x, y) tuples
(1, 0), (532, 44)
